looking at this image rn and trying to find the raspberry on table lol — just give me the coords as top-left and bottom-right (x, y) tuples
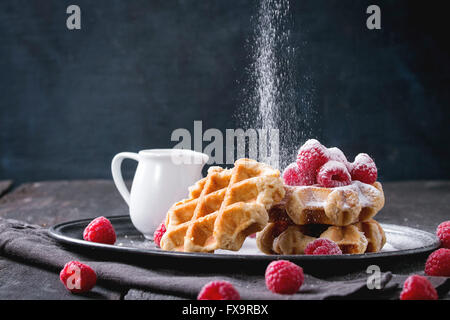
(60, 261), (97, 294)
(436, 221), (450, 248)
(304, 238), (343, 255)
(296, 139), (329, 185)
(425, 248), (450, 277)
(83, 216), (116, 245)
(197, 281), (240, 300)
(154, 222), (166, 247)
(265, 260), (304, 294)
(400, 275), (438, 300)
(316, 160), (351, 188)
(350, 153), (378, 184)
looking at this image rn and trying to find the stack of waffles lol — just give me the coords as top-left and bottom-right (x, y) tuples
(160, 158), (285, 253)
(256, 181), (386, 254)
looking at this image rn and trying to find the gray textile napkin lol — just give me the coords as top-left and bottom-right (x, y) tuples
(0, 218), (448, 300)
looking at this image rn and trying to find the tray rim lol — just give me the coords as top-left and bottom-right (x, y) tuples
(48, 215), (441, 262)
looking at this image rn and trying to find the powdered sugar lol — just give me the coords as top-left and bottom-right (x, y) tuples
(282, 162), (303, 186)
(299, 139), (323, 151)
(341, 180), (380, 208)
(235, 0), (317, 170)
(296, 139), (328, 185)
(290, 180), (382, 209)
(353, 153), (373, 165)
(316, 160), (351, 188)
(327, 147), (352, 170)
(351, 153), (378, 184)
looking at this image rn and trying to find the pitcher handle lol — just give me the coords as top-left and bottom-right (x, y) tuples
(111, 152), (140, 206)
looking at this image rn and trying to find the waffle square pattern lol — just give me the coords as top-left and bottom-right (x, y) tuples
(160, 158), (285, 253)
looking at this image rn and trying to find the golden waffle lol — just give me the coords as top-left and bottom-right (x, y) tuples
(160, 158), (285, 252)
(285, 181), (385, 226)
(257, 219), (385, 255)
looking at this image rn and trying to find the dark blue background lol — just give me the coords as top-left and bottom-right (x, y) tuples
(0, 0), (449, 183)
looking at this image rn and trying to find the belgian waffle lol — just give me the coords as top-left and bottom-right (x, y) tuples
(284, 181), (385, 226)
(160, 158), (285, 252)
(256, 219), (386, 255)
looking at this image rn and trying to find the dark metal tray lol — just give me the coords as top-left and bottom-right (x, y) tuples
(48, 215), (440, 274)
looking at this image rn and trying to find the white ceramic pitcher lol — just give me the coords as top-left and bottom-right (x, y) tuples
(111, 149), (208, 239)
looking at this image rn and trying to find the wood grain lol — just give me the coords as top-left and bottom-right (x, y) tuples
(0, 180), (128, 227)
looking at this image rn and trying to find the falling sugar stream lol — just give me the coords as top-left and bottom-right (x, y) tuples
(236, 0), (316, 170)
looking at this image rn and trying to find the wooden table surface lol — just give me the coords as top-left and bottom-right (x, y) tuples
(0, 179), (448, 299)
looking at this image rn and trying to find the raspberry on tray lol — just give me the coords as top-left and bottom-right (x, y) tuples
(304, 238), (343, 255)
(154, 222), (166, 247)
(83, 216), (116, 245)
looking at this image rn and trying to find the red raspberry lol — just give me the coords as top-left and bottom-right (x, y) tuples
(265, 260), (304, 294)
(60, 261), (97, 294)
(304, 238), (343, 255)
(350, 153), (377, 184)
(400, 275), (438, 300)
(197, 281), (240, 300)
(282, 163), (309, 186)
(425, 248), (450, 277)
(83, 216), (116, 245)
(282, 163), (301, 186)
(153, 222), (166, 247)
(316, 160), (351, 188)
(296, 139), (329, 185)
(437, 221), (450, 248)
(327, 147), (352, 171)
(297, 170), (316, 186)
